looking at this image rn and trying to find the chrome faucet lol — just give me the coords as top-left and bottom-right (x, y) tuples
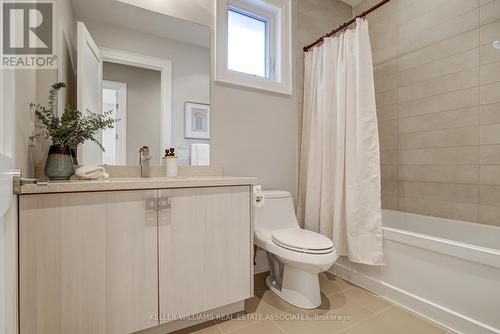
(139, 146), (151, 178)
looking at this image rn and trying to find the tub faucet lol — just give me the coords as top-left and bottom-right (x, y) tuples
(139, 146), (151, 178)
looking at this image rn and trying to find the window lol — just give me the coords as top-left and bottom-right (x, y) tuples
(227, 8), (268, 77)
(216, 0), (292, 95)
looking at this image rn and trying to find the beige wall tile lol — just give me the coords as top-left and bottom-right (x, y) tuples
(399, 165), (479, 184)
(480, 123), (500, 144)
(354, 0), (381, 14)
(480, 61), (500, 85)
(399, 181), (478, 203)
(382, 165), (398, 182)
(400, 146), (479, 165)
(480, 144), (500, 163)
(480, 165), (500, 185)
(373, 45), (398, 66)
(398, 196), (478, 222)
(480, 0), (500, 24)
(378, 119), (398, 136)
(398, 49), (478, 87)
(376, 89), (398, 107)
(479, 43), (500, 65)
(481, 82), (500, 104)
(480, 0), (494, 5)
(399, 127), (479, 149)
(382, 195), (398, 210)
(399, 107), (479, 133)
(379, 134), (398, 150)
(480, 103), (500, 124)
(398, 9), (479, 56)
(478, 205), (500, 225)
(399, 87), (478, 118)
(398, 29), (479, 71)
(377, 104), (398, 121)
(297, 13), (332, 36)
(374, 59), (398, 78)
(297, 28), (319, 46)
(359, 0), (499, 225)
(382, 181), (398, 197)
(480, 18), (500, 45)
(381, 150), (398, 165)
(479, 184), (500, 205)
(398, 0), (478, 42)
(375, 74), (398, 93)
(369, 14), (398, 37)
(398, 68), (478, 103)
(298, 0), (352, 27)
(397, 0), (450, 25)
(371, 29), (398, 54)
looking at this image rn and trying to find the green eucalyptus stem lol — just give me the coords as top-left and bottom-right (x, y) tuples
(33, 82), (117, 151)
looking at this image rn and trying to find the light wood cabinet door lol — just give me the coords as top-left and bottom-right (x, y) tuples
(19, 190), (159, 334)
(158, 186), (252, 322)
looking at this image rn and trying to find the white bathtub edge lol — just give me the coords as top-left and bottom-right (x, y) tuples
(383, 227), (500, 269)
(330, 262), (500, 334)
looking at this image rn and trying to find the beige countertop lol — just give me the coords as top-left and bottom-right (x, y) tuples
(18, 176), (258, 195)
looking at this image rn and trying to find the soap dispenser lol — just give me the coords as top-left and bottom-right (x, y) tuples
(163, 148), (178, 177)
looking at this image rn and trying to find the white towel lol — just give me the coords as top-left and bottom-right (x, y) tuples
(74, 166), (107, 180)
(71, 172), (109, 181)
(190, 143), (210, 166)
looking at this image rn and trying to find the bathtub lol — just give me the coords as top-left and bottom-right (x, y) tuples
(331, 210), (500, 334)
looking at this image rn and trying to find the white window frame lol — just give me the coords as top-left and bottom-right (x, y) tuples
(215, 0), (292, 95)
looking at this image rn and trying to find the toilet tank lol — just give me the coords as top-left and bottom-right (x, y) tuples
(254, 190), (299, 236)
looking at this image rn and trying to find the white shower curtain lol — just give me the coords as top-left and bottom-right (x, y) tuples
(297, 19), (384, 265)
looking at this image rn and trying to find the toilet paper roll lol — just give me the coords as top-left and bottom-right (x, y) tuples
(253, 185), (265, 208)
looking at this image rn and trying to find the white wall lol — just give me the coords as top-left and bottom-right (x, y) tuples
(15, 0), (76, 175)
(103, 63), (162, 165)
(117, 0), (214, 28)
(209, 2), (299, 200)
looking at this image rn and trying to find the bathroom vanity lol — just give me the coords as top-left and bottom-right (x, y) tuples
(17, 177), (256, 334)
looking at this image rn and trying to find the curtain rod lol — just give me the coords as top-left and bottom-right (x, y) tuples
(303, 0), (391, 52)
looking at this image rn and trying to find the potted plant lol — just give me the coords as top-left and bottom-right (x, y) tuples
(33, 82), (116, 180)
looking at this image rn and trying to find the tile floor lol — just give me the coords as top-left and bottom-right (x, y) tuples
(172, 272), (455, 334)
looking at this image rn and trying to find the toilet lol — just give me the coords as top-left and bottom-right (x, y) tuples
(254, 190), (338, 309)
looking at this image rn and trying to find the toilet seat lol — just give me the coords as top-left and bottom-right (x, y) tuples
(272, 228), (334, 255)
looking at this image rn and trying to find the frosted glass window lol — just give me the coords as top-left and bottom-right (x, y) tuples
(227, 8), (267, 77)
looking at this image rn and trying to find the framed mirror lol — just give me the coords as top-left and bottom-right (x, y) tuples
(71, 0), (211, 166)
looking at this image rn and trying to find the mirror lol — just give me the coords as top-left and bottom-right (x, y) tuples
(71, 0), (211, 166)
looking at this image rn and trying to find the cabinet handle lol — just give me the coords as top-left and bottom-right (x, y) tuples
(146, 198), (159, 211)
(159, 197), (171, 210)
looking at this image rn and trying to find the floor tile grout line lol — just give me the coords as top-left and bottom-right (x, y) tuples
(269, 288), (392, 334)
(218, 319), (265, 334)
(335, 277), (456, 333)
(334, 305), (396, 334)
(271, 320), (287, 334)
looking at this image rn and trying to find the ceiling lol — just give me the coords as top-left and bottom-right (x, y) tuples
(341, 0), (362, 7)
(71, 0), (211, 48)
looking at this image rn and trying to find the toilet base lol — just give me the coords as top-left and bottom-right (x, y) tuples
(266, 265), (321, 309)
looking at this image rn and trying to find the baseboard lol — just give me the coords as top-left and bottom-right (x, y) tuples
(331, 263), (500, 334)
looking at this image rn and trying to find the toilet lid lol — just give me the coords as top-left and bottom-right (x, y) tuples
(272, 228), (334, 254)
